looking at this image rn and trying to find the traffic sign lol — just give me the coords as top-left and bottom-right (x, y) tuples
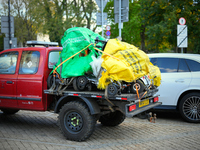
(114, 12), (129, 23)
(95, 0), (108, 11)
(106, 25), (111, 31)
(4, 37), (17, 50)
(96, 13), (107, 25)
(177, 36), (187, 48)
(114, 0), (129, 14)
(106, 30), (111, 36)
(177, 25), (187, 48)
(114, 0), (129, 23)
(1, 16), (14, 34)
(179, 17), (186, 25)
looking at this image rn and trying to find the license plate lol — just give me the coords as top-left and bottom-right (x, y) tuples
(139, 99), (149, 107)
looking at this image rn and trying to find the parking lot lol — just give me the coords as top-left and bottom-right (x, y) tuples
(0, 110), (200, 150)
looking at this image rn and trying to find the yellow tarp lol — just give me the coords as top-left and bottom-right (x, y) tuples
(98, 39), (161, 89)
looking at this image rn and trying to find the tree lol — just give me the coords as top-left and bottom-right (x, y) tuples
(1, 0), (37, 47)
(104, 0), (142, 47)
(30, 0), (98, 45)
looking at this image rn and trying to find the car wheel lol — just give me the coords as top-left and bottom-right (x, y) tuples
(1, 109), (19, 115)
(130, 79), (145, 94)
(179, 92), (200, 123)
(99, 110), (126, 126)
(58, 101), (96, 141)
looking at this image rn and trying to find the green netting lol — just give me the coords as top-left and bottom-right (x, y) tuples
(53, 27), (105, 78)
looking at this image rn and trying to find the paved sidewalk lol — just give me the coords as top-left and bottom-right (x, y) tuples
(0, 110), (200, 150)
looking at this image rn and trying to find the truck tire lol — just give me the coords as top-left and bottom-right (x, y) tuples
(1, 109), (19, 115)
(99, 110), (125, 126)
(179, 92), (200, 123)
(47, 74), (53, 89)
(130, 80), (145, 94)
(58, 101), (96, 141)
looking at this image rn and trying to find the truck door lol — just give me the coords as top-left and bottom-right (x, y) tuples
(0, 51), (18, 108)
(17, 50), (44, 110)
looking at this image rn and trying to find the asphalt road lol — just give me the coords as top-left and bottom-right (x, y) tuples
(0, 110), (200, 150)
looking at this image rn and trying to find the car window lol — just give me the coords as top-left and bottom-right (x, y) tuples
(185, 59), (200, 72)
(178, 59), (190, 72)
(19, 51), (40, 74)
(48, 51), (61, 69)
(0, 51), (18, 74)
(150, 58), (179, 73)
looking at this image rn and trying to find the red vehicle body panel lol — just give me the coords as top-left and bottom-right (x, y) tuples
(0, 46), (62, 111)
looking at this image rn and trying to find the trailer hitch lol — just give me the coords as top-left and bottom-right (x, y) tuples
(147, 112), (157, 123)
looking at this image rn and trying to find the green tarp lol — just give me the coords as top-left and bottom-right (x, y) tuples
(53, 27), (105, 78)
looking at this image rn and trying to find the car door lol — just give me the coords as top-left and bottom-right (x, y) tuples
(0, 51), (19, 108)
(185, 59), (200, 89)
(150, 57), (192, 106)
(17, 50), (44, 110)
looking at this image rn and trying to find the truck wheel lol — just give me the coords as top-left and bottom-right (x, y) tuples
(179, 92), (200, 123)
(99, 110), (125, 126)
(130, 80), (145, 94)
(107, 83), (118, 96)
(58, 101), (96, 141)
(73, 76), (87, 91)
(1, 109), (19, 115)
(47, 74), (53, 89)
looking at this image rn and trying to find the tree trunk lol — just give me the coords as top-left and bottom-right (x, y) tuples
(140, 25), (146, 52)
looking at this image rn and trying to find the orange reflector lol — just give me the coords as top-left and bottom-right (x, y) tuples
(154, 97), (159, 102)
(129, 104), (136, 112)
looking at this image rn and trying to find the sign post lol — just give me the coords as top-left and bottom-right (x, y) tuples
(177, 17), (187, 53)
(114, 0), (129, 40)
(95, 0), (108, 37)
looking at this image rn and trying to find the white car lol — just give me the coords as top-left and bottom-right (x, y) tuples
(148, 53), (200, 123)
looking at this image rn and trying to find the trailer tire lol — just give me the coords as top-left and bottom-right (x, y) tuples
(99, 110), (125, 126)
(58, 101), (96, 141)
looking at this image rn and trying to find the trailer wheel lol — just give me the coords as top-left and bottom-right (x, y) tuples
(1, 109), (19, 115)
(130, 80), (145, 94)
(58, 101), (96, 141)
(99, 110), (125, 126)
(73, 76), (87, 91)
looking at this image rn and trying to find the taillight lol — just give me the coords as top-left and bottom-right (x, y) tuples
(129, 104), (136, 112)
(153, 97), (159, 102)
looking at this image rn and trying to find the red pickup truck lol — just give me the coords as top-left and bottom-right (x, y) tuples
(0, 41), (161, 141)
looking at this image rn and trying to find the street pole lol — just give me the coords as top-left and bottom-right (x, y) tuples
(101, 0), (104, 37)
(119, 0), (121, 38)
(8, 0), (11, 49)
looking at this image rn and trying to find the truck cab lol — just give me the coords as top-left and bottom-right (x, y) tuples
(0, 41), (62, 113)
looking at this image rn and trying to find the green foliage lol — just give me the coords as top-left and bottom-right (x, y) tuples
(104, 0), (142, 47)
(1, 0), (200, 53)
